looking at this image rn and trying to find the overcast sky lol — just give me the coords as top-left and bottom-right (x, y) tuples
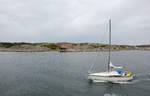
(0, 0), (150, 45)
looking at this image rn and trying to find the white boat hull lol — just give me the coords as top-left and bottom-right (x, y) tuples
(88, 74), (134, 83)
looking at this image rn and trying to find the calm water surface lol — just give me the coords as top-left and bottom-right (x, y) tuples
(0, 51), (150, 96)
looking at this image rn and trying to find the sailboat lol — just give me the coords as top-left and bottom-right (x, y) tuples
(88, 19), (134, 83)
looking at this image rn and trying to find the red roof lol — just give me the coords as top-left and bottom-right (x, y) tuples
(60, 45), (67, 49)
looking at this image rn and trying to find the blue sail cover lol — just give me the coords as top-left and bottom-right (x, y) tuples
(116, 70), (122, 74)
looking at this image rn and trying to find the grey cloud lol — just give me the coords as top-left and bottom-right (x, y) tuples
(0, 0), (150, 44)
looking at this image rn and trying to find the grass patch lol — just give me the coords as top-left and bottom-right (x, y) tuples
(119, 45), (128, 49)
(0, 43), (16, 48)
(0, 42), (40, 48)
(42, 44), (58, 50)
(91, 44), (99, 48)
(100, 44), (109, 47)
(80, 43), (88, 46)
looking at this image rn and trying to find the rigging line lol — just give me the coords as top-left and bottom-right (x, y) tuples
(100, 21), (109, 44)
(88, 21), (109, 73)
(88, 52), (99, 73)
(88, 59), (95, 73)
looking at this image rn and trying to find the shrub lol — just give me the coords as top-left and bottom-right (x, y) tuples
(91, 44), (99, 48)
(0, 42), (16, 48)
(119, 45), (127, 49)
(100, 44), (109, 47)
(80, 43), (88, 46)
(42, 44), (58, 50)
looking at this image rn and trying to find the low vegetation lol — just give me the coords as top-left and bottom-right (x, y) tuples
(42, 44), (58, 50)
(100, 44), (109, 48)
(91, 44), (99, 48)
(0, 42), (149, 52)
(0, 42), (39, 48)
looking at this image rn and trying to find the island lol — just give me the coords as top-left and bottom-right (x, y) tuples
(0, 42), (150, 52)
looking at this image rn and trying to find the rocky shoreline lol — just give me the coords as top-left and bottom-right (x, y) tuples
(0, 42), (150, 52)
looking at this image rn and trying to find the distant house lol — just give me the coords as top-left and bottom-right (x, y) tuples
(59, 45), (67, 52)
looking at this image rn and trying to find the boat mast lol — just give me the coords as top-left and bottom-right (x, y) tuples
(108, 19), (111, 72)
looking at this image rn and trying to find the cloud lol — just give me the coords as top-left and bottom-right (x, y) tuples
(0, 0), (149, 44)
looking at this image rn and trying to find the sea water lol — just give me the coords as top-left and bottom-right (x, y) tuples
(0, 51), (150, 96)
